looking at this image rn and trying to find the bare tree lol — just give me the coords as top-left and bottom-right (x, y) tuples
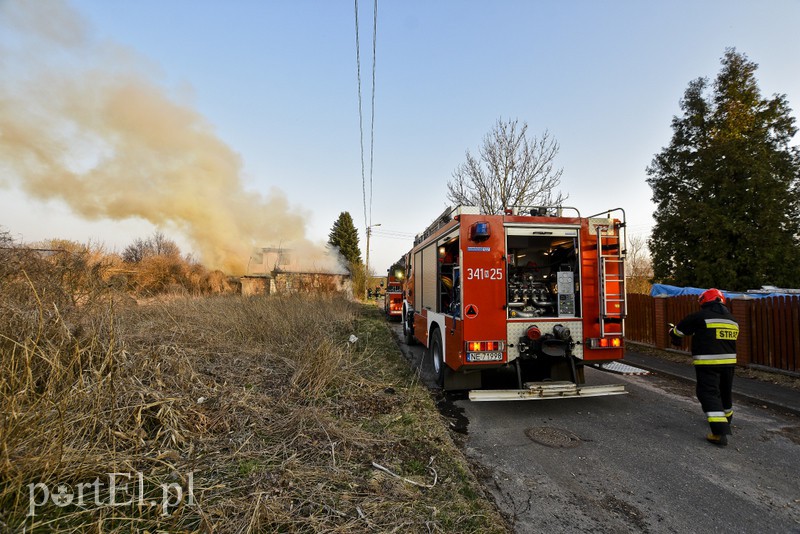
(122, 238), (148, 264)
(625, 234), (654, 294)
(447, 118), (566, 213)
(122, 231), (181, 263)
(150, 231), (181, 258)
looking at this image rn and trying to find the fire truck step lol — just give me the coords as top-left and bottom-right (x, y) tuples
(468, 382), (627, 401)
(592, 361), (650, 375)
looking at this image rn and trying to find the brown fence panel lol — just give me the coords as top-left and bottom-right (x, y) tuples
(625, 293), (654, 344)
(749, 296), (800, 373)
(752, 297), (771, 369)
(778, 298), (788, 371)
(793, 298), (800, 373)
(751, 298), (767, 367)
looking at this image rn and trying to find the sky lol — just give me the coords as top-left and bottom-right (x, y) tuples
(1, 0), (798, 275)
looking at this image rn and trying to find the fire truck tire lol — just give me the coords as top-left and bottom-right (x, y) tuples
(403, 312), (416, 345)
(429, 328), (444, 387)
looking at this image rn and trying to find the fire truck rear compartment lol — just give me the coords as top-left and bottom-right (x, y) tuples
(403, 206), (627, 399)
(501, 229), (584, 387)
(506, 229), (579, 319)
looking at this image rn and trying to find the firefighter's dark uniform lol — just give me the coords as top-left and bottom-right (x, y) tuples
(670, 301), (739, 438)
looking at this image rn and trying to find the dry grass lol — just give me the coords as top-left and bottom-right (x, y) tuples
(1, 272), (506, 532)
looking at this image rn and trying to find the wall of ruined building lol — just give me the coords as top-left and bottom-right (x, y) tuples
(249, 248), (295, 275)
(240, 276), (271, 297)
(241, 273), (352, 297)
(273, 273), (351, 296)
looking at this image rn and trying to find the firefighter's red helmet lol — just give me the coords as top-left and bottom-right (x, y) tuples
(698, 288), (725, 305)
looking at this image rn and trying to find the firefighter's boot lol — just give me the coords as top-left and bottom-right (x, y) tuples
(724, 410), (734, 434)
(706, 433), (728, 447)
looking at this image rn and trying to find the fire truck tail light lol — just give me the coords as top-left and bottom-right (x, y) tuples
(587, 337), (623, 349)
(526, 326), (542, 340)
(467, 341), (503, 352)
(465, 340), (505, 363)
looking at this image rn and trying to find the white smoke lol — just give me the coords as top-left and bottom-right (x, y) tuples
(0, 0), (343, 274)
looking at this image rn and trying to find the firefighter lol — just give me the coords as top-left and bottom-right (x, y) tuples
(670, 288), (739, 447)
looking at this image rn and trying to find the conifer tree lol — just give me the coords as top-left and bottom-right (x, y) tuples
(647, 49), (800, 290)
(328, 212), (362, 266)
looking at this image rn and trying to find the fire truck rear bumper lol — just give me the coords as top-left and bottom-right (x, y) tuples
(468, 381), (627, 401)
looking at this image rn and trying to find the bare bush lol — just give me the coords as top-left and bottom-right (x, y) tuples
(122, 231), (181, 263)
(200, 269), (233, 293)
(349, 260), (367, 301)
(119, 232), (240, 297)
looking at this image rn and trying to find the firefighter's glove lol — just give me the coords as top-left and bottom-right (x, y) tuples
(668, 323), (682, 347)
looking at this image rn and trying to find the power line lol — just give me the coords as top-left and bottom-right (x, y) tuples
(354, 0), (378, 231)
(354, 0), (368, 230)
(370, 228), (414, 237)
(368, 0), (377, 228)
(370, 229), (414, 240)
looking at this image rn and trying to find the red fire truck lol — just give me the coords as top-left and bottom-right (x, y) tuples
(401, 205), (628, 400)
(384, 263), (404, 320)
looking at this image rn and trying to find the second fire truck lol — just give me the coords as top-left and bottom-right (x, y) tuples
(401, 205), (628, 400)
(383, 264), (404, 320)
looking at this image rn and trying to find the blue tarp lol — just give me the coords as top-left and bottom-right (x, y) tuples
(650, 284), (797, 300)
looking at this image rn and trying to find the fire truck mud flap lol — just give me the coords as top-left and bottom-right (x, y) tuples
(468, 381), (627, 401)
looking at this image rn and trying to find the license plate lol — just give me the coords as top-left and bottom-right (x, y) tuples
(467, 352), (503, 362)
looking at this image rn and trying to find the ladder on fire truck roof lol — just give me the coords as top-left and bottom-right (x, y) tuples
(589, 209), (627, 337)
(414, 206), (481, 245)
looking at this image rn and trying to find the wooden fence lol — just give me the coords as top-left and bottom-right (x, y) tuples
(625, 293), (800, 375)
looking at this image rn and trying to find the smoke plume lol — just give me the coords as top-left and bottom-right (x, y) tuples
(0, 0), (342, 274)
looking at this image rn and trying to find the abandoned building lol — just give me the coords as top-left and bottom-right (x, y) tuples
(240, 247), (351, 297)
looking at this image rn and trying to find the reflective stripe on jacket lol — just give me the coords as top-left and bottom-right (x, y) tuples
(693, 353), (738, 365)
(672, 302), (739, 366)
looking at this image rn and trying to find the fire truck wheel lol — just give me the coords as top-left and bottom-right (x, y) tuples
(403, 313), (416, 345)
(429, 328), (444, 387)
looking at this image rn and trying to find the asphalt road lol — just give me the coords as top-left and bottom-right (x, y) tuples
(389, 322), (800, 534)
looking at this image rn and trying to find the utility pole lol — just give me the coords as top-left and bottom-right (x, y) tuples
(365, 223), (381, 300)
